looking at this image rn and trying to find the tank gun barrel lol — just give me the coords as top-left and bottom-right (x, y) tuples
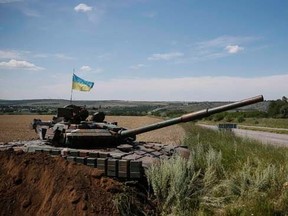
(119, 95), (264, 138)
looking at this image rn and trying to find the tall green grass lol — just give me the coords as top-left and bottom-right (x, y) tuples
(241, 118), (288, 129)
(146, 123), (288, 215)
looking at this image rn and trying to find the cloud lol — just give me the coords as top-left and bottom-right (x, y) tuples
(1, 74), (286, 101)
(148, 52), (184, 61)
(78, 66), (103, 74)
(97, 53), (112, 61)
(74, 3), (105, 23)
(54, 53), (75, 60)
(196, 36), (255, 49)
(80, 65), (92, 72)
(32, 53), (74, 60)
(129, 64), (146, 70)
(0, 49), (56, 61)
(0, 0), (22, 3)
(179, 35), (258, 63)
(22, 8), (40, 17)
(0, 59), (44, 71)
(74, 3), (93, 13)
(90, 74), (287, 101)
(87, 7), (105, 23)
(33, 53), (49, 58)
(94, 68), (103, 73)
(148, 38), (248, 62)
(0, 1), (40, 17)
(225, 45), (244, 54)
(0, 50), (21, 59)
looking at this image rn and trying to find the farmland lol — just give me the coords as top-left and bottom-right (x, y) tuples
(0, 115), (185, 144)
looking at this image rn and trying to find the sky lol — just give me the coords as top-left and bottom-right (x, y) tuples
(0, 0), (287, 101)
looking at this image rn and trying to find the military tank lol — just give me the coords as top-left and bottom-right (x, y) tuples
(29, 95), (263, 179)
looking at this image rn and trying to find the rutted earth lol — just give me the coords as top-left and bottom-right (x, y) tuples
(0, 115), (186, 216)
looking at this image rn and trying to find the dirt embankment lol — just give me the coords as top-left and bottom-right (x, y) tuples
(0, 149), (154, 216)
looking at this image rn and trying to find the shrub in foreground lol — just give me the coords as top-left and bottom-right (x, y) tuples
(146, 124), (288, 215)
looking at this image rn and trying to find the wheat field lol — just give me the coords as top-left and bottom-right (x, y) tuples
(0, 115), (186, 145)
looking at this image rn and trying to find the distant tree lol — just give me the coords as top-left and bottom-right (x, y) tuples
(280, 104), (288, 118)
(268, 96), (288, 118)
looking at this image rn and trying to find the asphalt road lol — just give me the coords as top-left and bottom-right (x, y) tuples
(197, 124), (288, 147)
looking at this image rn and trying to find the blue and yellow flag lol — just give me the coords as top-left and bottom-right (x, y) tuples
(72, 74), (94, 91)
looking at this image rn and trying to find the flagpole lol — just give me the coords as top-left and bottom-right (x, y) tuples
(70, 69), (75, 104)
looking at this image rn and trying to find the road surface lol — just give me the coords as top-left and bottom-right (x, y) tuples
(197, 124), (288, 147)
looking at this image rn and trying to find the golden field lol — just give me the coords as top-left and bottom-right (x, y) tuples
(0, 115), (186, 144)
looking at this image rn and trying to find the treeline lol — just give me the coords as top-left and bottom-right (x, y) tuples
(204, 96), (288, 123)
(107, 105), (160, 116)
(1, 97), (287, 119)
(0, 105), (56, 115)
(205, 110), (267, 123)
(152, 109), (187, 118)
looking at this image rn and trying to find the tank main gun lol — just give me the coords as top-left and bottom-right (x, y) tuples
(119, 95), (264, 138)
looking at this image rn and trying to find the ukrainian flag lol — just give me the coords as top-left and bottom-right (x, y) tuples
(72, 74), (94, 91)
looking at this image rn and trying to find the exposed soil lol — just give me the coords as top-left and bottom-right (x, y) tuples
(0, 149), (154, 216)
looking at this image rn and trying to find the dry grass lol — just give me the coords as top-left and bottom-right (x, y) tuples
(0, 115), (186, 145)
(0, 115), (52, 143)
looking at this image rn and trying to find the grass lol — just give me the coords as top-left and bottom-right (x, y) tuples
(146, 123), (288, 215)
(200, 117), (288, 134)
(238, 125), (288, 135)
(239, 118), (288, 129)
(238, 117), (288, 134)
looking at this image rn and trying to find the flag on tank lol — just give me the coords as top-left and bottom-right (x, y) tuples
(72, 73), (94, 91)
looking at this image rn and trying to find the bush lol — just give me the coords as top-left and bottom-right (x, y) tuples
(237, 116), (245, 123)
(268, 97), (288, 118)
(225, 116), (234, 122)
(146, 146), (226, 215)
(213, 113), (225, 122)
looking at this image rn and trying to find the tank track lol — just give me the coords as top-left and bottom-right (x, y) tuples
(0, 140), (189, 180)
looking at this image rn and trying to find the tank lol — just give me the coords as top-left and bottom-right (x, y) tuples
(32, 95), (264, 148)
(29, 95), (264, 179)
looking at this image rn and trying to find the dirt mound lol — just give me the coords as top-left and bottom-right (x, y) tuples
(0, 149), (126, 216)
